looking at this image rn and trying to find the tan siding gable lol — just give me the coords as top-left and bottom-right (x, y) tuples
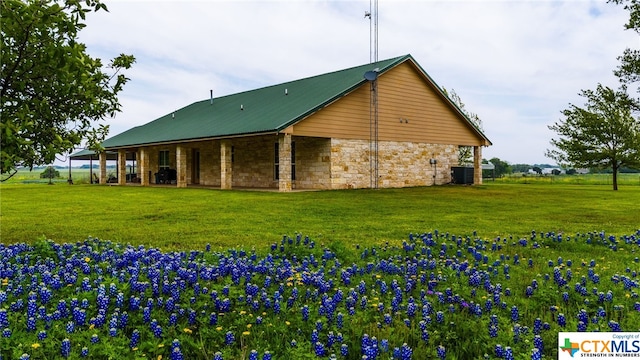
(291, 61), (486, 146)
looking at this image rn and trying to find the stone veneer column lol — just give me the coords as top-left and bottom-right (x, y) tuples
(99, 151), (107, 185)
(278, 133), (292, 192)
(220, 140), (232, 189)
(176, 145), (187, 187)
(118, 149), (127, 185)
(473, 146), (483, 185)
(139, 148), (150, 186)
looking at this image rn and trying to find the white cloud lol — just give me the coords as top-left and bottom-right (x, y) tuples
(76, 0), (638, 165)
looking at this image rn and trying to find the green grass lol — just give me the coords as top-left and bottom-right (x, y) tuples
(491, 172), (640, 186)
(1, 182), (638, 254)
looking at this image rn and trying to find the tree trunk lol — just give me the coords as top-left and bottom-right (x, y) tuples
(612, 163), (619, 191)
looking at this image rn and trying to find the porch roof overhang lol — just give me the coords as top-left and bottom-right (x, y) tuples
(69, 149), (136, 161)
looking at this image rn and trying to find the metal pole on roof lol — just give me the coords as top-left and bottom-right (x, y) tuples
(365, 0), (379, 189)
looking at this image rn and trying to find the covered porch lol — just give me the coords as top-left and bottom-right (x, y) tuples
(98, 133), (331, 192)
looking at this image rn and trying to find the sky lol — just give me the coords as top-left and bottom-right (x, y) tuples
(75, 0), (638, 165)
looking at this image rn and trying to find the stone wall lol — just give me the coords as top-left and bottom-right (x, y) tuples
(293, 136), (331, 190)
(329, 138), (458, 189)
(232, 135), (278, 188)
(132, 136), (458, 190)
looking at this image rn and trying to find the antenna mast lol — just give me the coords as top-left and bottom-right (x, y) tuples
(365, 0), (379, 188)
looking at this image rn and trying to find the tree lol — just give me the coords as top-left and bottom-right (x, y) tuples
(609, 0), (640, 98)
(39, 166), (59, 179)
(546, 84), (640, 190)
(441, 88), (484, 164)
(488, 157), (511, 177)
(1, 0), (135, 179)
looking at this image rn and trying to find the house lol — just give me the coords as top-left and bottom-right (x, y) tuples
(93, 54), (491, 191)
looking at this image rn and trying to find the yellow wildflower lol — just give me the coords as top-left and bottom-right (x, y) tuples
(285, 321), (291, 326)
(84, 257), (91, 263)
(242, 331), (250, 336)
(183, 328), (192, 334)
(1, 278), (8, 286)
(32, 343), (40, 349)
(246, 324), (252, 329)
(157, 355), (162, 360)
(216, 326), (223, 331)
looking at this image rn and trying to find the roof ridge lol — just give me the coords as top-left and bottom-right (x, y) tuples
(205, 54), (411, 102)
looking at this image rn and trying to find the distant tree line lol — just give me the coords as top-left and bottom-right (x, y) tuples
(482, 157), (639, 178)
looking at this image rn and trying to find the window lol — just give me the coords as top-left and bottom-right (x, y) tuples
(159, 150), (170, 169)
(291, 141), (296, 181)
(274, 143), (279, 180)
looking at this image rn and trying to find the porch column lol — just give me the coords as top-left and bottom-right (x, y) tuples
(176, 145), (187, 187)
(118, 149), (127, 185)
(278, 133), (292, 192)
(139, 148), (150, 186)
(220, 140), (232, 190)
(473, 146), (483, 185)
(99, 151), (107, 184)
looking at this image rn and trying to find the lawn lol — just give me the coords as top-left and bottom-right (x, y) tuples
(1, 182), (639, 253)
(0, 183), (639, 359)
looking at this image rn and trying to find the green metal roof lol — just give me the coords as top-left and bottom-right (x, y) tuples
(102, 54), (491, 148)
(102, 55), (411, 148)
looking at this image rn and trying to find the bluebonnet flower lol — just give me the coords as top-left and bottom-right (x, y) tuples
(66, 321), (75, 333)
(557, 313), (566, 327)
(341, 343), (348, 356)
(314, 342), (326, 357)
(436, 345), (446, 359)
(91, 333), (99, 343)
(213, 352), (223, 360)
(81, 347), (89, 358)
(225, 331), (235, 345)
(489, 325), (498, 338)
(504, 346), (514, 360)
(61, 338), (71, 358)
(609, 320), (621, 332)
(26, 316), (36, 332)
(249, 350), (259, 360)
(130, 329), (140, 348)
(531, 348), (542, 360)
(0, 309), (8, 328)
(534, 334), (543, 352)
(510, 305), (519, 322)
(400, 343), (412, 359)
(262, 351), (272, 360)
(170, 347), (184, 360)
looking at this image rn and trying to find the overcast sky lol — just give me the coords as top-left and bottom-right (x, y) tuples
(77, 0), (637, 165)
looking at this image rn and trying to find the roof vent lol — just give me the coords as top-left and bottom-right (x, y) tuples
(240, 104), (244, 111)
(210, 89), (213, 105)
(285, 88), (288, 96)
